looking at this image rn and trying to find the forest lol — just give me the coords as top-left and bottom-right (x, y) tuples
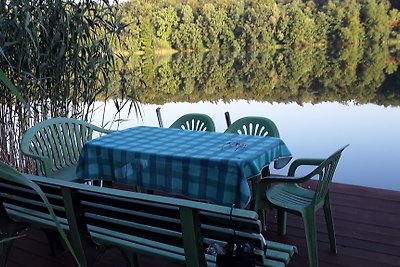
(117, 0), (400, 53)
(1, 0), (400, 114)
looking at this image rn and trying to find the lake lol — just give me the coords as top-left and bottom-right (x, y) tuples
(91, 99), (400, 191)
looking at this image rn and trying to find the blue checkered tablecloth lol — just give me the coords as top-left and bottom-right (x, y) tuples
(76, 126), (291, 208)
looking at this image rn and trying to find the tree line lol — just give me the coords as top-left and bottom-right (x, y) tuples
(118, 0), (400, 54)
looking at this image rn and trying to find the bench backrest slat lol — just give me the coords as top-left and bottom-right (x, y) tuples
(0, 180), (67, 225)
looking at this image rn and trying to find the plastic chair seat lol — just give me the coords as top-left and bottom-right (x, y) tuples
(266, 183), (315, 211)
(52, 164), (82, 182)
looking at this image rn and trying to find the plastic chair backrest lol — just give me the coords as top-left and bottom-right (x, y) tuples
(0, 161), (80, 266)
(224, 116), (280, 137)
(303, 145), (349, 205)
(169, 113), (216, 132)
(21, 117), (112, 177)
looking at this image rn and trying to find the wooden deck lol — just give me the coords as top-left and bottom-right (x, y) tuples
(6, 181), (400, 267)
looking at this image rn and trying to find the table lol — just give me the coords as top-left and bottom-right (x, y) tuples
(76, 126), (291, 208)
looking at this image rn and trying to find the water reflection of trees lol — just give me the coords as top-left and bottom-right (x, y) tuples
(118, 46), (400, 106)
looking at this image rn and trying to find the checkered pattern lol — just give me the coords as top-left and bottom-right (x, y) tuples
(76, 126), (291, 208)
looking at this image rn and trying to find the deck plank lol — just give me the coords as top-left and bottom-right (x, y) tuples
(5, 181), (400, 267)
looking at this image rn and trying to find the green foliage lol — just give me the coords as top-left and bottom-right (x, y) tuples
(361, 0), (391, 44)
(0, 0), (140, 171)
(199, 3), (229, 50)
(0, 0), (129, 119)
(241, 3), (277, 52)
(2, 0), (399, 112)
(152, 6), (179, 48)
(171, 5), (204, 51)
(276, 1), (312, 46)
(115, 0), (400, 53)
(0, 69), (26, 106)
(112, 40), (400, 106)
(140, 16), (155, 52)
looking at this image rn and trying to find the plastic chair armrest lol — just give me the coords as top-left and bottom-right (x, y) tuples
(21, 151), (53, 177)
(260, 175), (300, 184)
(21, 151), (49, 162)
(288, 158), (325, 176)
(93, 127), (114, 134)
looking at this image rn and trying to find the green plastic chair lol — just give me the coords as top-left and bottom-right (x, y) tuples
(21, 117), (113, 182)
(254, 145), (349, 267)
(169, 113), (215, 132)
(224, 116), (281, 188)
(224, 116), (280, 137)
(0, 161), (81, 267)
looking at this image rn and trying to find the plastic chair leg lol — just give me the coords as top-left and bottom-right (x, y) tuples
(323, 196), (337, 253)
(259, 207), (271, 231)
(303, 211), (319, 267)
(277, 210), (287, 236)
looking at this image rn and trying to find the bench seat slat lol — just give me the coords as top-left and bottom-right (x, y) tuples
(266, 240), (299, 256)
(90, 227), (286, 267)
(265, 249), (291, 264)
(205, 250), (286, 267)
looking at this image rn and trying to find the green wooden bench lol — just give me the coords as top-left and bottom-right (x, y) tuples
(0, 162), (297, 267)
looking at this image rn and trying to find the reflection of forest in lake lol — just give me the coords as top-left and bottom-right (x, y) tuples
(120, 47), (400, 106)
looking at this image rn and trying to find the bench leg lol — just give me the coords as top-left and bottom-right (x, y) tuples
(44, 229), (66, 256)
(121, 250), (139, 267)
(0, 239), (12, 267)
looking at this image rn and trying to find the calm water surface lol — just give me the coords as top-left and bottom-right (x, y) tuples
(92, 100), (400, 191)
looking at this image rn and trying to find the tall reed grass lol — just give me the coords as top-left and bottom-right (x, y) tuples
(0, 0), (139, 170)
